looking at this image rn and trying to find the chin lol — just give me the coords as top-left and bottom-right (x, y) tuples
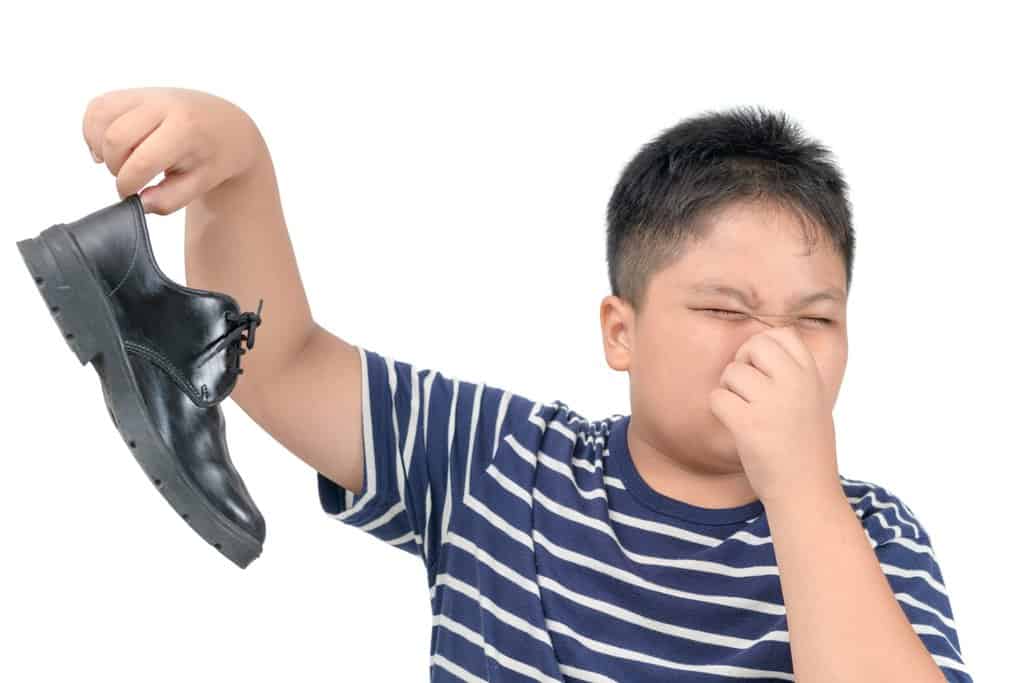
(710, 424), (740, 459)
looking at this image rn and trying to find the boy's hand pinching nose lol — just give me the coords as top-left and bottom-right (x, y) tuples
(709, 325), (840, 508)
(81, 87), (264, 216)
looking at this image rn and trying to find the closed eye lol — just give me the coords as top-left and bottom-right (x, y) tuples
(701, 308), (833, 326)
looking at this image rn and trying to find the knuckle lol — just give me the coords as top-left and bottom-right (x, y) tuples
(126, 150), (151, 173)
(176, 105), (202, 132)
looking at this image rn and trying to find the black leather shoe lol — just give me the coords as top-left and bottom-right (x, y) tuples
(16, 194), (266, 568)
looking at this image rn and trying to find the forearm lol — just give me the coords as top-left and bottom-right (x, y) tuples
(764, 484), (945, 682)
(184, 125), (316, 403)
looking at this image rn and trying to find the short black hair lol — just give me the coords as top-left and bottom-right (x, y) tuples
(605, 105), (855, 317)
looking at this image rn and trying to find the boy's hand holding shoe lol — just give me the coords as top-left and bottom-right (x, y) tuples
(82, 86), (264, 215)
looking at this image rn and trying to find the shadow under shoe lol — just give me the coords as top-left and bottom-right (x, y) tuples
(16, 194), (267, 568)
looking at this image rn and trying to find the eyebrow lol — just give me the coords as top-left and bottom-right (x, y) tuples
(689, 281), (847, 310)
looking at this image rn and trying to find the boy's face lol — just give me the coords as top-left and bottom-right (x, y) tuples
(601, 199), (849, 476)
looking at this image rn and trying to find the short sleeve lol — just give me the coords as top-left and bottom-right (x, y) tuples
(316, 345), (540, 576)
(867, 501), (973, 682)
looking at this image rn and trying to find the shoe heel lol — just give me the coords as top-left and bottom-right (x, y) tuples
(16, 226), (106, 366)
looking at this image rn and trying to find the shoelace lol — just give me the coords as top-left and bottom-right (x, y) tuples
(215, 298), (264, 378)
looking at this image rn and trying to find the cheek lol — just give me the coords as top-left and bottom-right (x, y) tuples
(637, 317), (747, 401)
(809, 339), (847, 387)
(648, 325), (738, 387)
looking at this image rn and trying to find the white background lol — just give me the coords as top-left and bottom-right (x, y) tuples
(1, 2), (1016, 680)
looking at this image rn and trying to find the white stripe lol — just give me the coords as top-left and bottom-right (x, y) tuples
(434, 571), (616, 682)
(433, 612), (564, 683)
(911, 620), (964, 661)
(545, 618), (796, 681)
(430, 653), (487, 683)
(880, 562), (948, 598)
(394, 358), (422, 551)
(895, 590), (957, 630)
(486, 463), (533, 506)
(881, 535), (938, 563)
(844, 480), (921, 538)
(532, 528), (786, 615)
(438, 376), (465, 568)
(930, 653), (973, 676)
(330, 346), (379, 522)
(533, 489), (780, 578)
(433, 533), (785, 680)
(537, 572), (789, 650)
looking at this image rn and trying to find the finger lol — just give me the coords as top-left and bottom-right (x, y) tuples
(101, 102), (167, 179)
(82, 89), (148, 163)
(139, 168), (206, 216)
(735, 335), (790, 380)
(114, 120), (190, 201)
(760, 327), (813, 371)
(709, 385), (745, 425)
(720, 361), (764, 402)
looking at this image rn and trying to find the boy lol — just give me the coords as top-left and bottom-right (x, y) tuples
(84, 90), (970, 681)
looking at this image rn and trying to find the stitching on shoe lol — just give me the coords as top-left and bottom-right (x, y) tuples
(124, 340), (207, 404)
(107, 208), (139, 298)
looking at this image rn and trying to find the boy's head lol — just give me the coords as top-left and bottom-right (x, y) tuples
(600, 105), (853, 478)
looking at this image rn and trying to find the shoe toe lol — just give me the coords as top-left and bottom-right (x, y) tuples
(128, 354), (266, 543)
(191, 458), (267, 543)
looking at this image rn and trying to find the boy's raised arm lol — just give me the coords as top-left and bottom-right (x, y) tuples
(181, 103), (362, 492)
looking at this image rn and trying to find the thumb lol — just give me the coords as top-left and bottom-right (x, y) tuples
(137, 170), (200, 216)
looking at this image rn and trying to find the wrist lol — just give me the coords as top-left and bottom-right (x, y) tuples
(761, 477), (848, 519)
(200, 138), (274, 213)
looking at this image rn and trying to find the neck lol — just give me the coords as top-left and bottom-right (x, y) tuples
(627, 423), (759, 509)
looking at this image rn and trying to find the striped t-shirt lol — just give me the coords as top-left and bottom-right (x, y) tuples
(316, 346), (973, 682)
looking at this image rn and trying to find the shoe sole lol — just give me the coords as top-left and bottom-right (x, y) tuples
(16, 223), (262, 569)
